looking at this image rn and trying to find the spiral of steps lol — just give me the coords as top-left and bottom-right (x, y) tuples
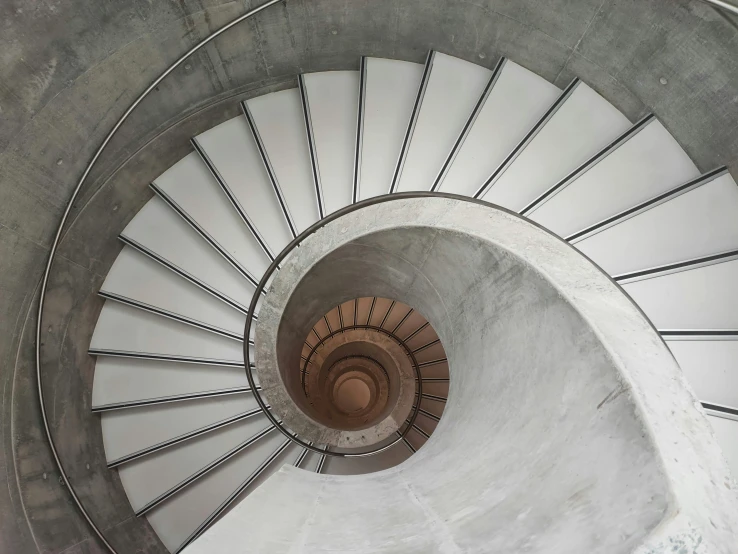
(87, 52), (738, 552)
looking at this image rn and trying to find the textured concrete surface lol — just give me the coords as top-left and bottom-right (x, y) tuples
(2, 0), (738, 551)
(192, 198), (738, 553)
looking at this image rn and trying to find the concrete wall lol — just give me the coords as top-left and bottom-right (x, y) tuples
(2, 1), (738, 552)
(190, 198), (738, 553)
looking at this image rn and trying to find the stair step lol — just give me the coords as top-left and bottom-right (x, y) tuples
(119, 417), (270, 513)
(90, 302), (248, 364)
(357, 57), (424, 200)
(528, 118), (700, 236)
(300, 70), (360, 214)
(665, 339), (738, 411)
(194, 116), (293, 256)
(244, 90), (321, 233)
(92, 357), (250, 409)
(101, 246), (247, 337)
(146, 431), (289, 553)
(622, 256), (738, 330)
(394, 51), (493, 193)
(100, 395), (254, 463)
(480, 81), (631, 211)
(152, 152), (271, 281)
(575, 170), (738, 275)
(436, 59), (560, 197)
(121, 197), (254, 309)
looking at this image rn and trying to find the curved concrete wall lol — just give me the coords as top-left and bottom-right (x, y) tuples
(3, 1), (738, 552)
(192, 198), (738, 553)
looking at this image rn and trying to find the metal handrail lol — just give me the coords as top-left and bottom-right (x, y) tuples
(34, 1), (286, 552)
(701, 0), (738, 16)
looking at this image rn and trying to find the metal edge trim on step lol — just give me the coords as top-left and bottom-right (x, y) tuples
(99, 290), (245, 342)
(316, 447), (328, 473)
(240, 100), (299, 238)
(660, 329), (738, 338)
(473, 78), (581, 199)
(389, 50), (436, 194)
(88, 348), (247, 368)
(412, 338), (441, 354)
(431, 56), (507, 192)
(566, 166), (729, 243)
(298, 73), (326, 219)
(353, 56), (368, 203)
(396, 430), (416, 453)
(411, 405), (441, 422)
(191, 137), (277, 262)
(92, 386), (259, 413)
(136, 424), (278, 517)
(703, 403), (738, 422)
(414, 392), (448, 403)
(380, 300), (396, 328)
(521, 114), (655, 215)
(118, 235), (255, 314)
(173, 438), (292, 554)
(405, 419), (431, 440)
(417, 357), (448, 368)
(106, 407), (266, 468)
(614, 248), (738, 284)
(404, 321), (430, 343)
(391, 307), (414, 334)
(149, 181), (261, 288)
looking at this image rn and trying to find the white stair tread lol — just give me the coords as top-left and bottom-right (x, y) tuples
(622, 258), (738, 330)
(529, 119), (700, 237)
(101, 246), (246, 336)
(395, 52), (492, 193)
(438, 59), (560, 197)
(122, 196), (254, 310)
(246, 89), (320, 233)
(146, 430), (286, 552)
(196, 116), (293, 255)
(153, 152), (270, 278)
(706, 416), (738, 478)
(482, 82), (631, 211)
(359, 58), (424, 200)
(575, 172), (738, 275)
(119, 416), (269, 512)
(90, 302), (245, 363)
(302, 70), (360, 214)
(666, 339), (738, 409)
(100, 395), (255, 462)
(92, 357), (249, 407)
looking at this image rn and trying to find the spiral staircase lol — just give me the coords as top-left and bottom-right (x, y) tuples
(78, 48), (738, 552)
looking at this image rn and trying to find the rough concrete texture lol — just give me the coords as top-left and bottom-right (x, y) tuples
(192, 198), (738, 553)
(2, 0), (738, 551)
(257, 323), (415, 447)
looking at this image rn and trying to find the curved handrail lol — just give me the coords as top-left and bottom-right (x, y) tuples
(34, 1), (286, 552)
(701, 0), (738, 16)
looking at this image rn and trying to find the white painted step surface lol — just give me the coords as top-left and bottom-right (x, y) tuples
(146, 430), (287, 552)
(666, 339), (738, 409)
(246, 89), (321, 233)
(359, 58), (424, 200)
(575, 172), (738, 275)
(119, 415), (269, 512)
(100, 395), (255, 462)
(437, 59), (560, 197)
(92, 357), (249, 408)
(122, 197), (254, 310)
(529, 119), (700, 237)
(622, 258), (738, 330)
(153, 152), (271, 279)
(101, 247), (246, 336)
(196, 117), (293, 255)
(302, 71), (360, 214)
(481, 82), (631, 211)
(90, 302), (246, 363)
(706, 416), (738, 477)
(395, 52), (492, 193)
